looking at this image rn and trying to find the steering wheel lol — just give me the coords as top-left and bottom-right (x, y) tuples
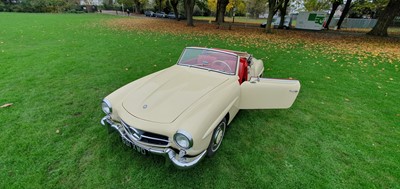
(211, 60), (233, 73)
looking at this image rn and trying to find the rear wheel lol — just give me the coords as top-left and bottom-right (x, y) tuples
(206, 117), (227, 157)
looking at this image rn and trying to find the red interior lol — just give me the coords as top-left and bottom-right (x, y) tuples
(238, 57), (248, 84)
(182, 55), (249, 84)
(197, 55), (217, 65)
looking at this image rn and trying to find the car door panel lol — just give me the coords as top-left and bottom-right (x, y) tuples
(240, 78), (300, 109)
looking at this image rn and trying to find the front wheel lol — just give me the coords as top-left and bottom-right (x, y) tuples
(206, 117), (227, 157)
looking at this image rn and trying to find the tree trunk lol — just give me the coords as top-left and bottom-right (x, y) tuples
(325, 1), (341, 30)
(215, 0), (229, 24)
(183, 0), (187, 17)
(265, 6), (275, 33)
(170, 0), (180, 21)
(86, 5), (92, 13)
(278, 0), (289, 29)
(185, 0), (195, 26)
(215, 0), (219, 21)
(337, 0), (352, 29)
(367, 0), (400, 36)
(265, 0), (284, 33)
(134, 0), (141, 14)
(159, 0), (162, 12)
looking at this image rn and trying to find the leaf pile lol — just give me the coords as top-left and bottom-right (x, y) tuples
(106, 18), (400, 63)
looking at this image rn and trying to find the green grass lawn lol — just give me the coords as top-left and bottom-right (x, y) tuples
(0, 13), (399, 188)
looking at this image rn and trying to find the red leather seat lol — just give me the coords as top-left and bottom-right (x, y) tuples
(238, 58), (248, 84)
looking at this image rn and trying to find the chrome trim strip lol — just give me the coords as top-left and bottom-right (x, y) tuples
(124, 121), (141, 134)
(121, 119), (169, 146)
(180, 64), (236, 76)
(168, 150), (207, 169)
(257, 78), (300, 83)
(141, 135), (170, 143)
(185, 47), (238, 56)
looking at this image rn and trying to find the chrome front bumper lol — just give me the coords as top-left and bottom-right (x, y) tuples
(100, 115), (206, 169)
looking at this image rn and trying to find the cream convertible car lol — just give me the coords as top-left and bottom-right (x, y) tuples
(100, 47), (300, 168)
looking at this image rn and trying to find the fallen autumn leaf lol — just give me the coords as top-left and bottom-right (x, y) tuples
(1, 103), (13, 108)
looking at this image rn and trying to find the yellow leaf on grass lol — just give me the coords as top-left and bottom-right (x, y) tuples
(0, 103), (13, 108)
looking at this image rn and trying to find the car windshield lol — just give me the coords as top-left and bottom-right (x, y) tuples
(177, 48), (238, 75)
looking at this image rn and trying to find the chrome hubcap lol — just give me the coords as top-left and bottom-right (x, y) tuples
(215, 129), (223, 145)
(212, 122), (225, 152)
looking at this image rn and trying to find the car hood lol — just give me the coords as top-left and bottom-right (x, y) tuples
(122, 66), (228, 124)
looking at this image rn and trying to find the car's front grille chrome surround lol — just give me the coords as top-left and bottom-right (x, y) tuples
(121, 119), (170, 147)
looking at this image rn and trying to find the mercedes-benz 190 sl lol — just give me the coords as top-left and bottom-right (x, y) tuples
(100, 47), (301, 168)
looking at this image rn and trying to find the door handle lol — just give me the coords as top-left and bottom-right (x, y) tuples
(250, 77), (260, 83)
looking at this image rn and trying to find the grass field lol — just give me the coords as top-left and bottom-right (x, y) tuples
(0, 13), (399, 188)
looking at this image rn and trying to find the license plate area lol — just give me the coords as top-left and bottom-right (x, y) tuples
(122, 137), (147, 155)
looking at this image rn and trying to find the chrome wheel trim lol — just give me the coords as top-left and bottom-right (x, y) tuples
(211, 121), (226, 152)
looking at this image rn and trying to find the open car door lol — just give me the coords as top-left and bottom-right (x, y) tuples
(239, 78), (301, 109)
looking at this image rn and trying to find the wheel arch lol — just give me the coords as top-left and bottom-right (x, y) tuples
(225, 112), (230, 126)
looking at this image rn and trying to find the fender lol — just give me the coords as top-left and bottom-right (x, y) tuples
(201, 96), (239, 140)
(173, 76), (240, 154)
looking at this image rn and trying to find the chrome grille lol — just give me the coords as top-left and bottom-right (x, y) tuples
(121, 119), (169, 146)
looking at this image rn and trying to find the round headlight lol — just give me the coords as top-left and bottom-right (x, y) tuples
(174, 130), (193, 149)
(101, 99), (112, 115)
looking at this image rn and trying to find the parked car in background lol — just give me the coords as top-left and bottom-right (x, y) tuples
(167, 12), (176, 19)
(167, 12), (185, 19)
(100, 47), (301, 168)
(261, 16), (291, 29)
(155, 12), (167, 18)
(144, 11), (154, 17)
